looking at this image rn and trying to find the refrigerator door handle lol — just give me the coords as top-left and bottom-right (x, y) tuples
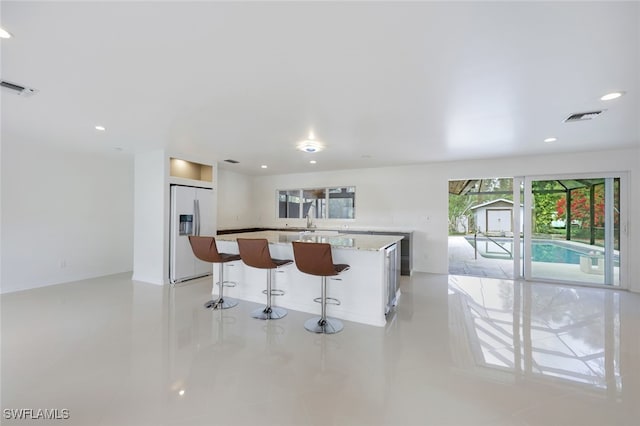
(194, 199), (201, 236)
(198, 199), (202, 236)
(197, 199), (202, 235)
(193, 199), (198, 236)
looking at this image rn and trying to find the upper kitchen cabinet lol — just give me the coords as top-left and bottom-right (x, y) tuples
(170, 158), (213, 182)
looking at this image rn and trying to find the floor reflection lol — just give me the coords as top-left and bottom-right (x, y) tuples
(165, 284), (246, 404)
(3, 272), (639, 425)
(448, 275), (621, 393)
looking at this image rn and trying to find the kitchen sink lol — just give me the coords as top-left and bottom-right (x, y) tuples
(298, 230), (340, 236)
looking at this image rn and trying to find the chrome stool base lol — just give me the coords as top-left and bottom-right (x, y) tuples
(251, 306), (287, 320)
(304, 317), (343, 334)
(204, 297), (239, 310)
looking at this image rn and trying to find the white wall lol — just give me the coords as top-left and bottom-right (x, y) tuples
(132, 150), (167, 285)
(0, 125), (3, 289)
(0, 142), (134, 293)
(248, 148), (639, 292)
(217, 168), (256, 230)
(252, 163), (449, 274)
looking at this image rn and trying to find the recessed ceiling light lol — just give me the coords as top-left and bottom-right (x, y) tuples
(600, 92), (624, 101)
(309, 160), (317, 164)
(297, 130), (324, 153)
(95, 125), (106, 131)
(544, 137), (557, 143)
(0, 27), (12, 39)
(261, 165), (267, 169)
(178, 390), (185, 396)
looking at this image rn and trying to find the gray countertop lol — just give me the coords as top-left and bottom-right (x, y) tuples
(216, 230), (403, 251)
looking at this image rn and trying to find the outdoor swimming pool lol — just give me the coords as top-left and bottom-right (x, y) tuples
(465, 236), (620, 266)
(532, 242), (590, 264)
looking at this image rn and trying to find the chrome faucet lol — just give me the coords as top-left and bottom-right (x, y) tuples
(306, 205), (316, 228)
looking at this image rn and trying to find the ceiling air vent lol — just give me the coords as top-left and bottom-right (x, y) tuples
(564, 110), (604, 122)
(1, 80), (39, 97)
(224, 159), (240, 164)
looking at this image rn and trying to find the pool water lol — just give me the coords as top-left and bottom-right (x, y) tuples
(467, 237), (619, 266)
(531, 243), (584, 264)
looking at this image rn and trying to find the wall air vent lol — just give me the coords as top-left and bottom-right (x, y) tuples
(564, 110), (605, 122)
(1, 80), (39, 97)
(224, 159), (240, 164)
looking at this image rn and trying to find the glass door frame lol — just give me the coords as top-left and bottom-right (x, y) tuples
(517, 172), (628, 289)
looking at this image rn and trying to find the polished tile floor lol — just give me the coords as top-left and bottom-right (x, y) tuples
(2, 272), (640, 425)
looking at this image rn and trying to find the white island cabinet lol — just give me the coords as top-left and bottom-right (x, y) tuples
(213, 231), (402, 327)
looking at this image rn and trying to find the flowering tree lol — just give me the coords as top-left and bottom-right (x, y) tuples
(556, 185), (613, 228)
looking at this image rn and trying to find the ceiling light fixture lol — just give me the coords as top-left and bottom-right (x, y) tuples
(261, 165), (268, 169)
(544, 137), (557, 143)
(0, 27), (12, 39)
(95, 125), (106, 131)
(297, 130), (324, 153)
(600, 92), (624, 101)
(309, 160), (317, 164)
(298, 142), (322, 153)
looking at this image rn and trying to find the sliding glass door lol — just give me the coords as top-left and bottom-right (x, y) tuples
(521, 174), (625, 287)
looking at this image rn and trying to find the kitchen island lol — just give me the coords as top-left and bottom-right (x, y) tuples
(218, 227), (413, 275)
(213, 230), (402, 327)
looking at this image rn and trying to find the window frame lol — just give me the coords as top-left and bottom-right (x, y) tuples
(276, 186), (356, 220)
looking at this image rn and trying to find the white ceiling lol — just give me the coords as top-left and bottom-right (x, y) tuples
(2, 1), (639, 175)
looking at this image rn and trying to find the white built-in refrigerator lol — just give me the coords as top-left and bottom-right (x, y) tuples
(169, 184), (216, 283)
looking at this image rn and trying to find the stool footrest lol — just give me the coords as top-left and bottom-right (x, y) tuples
(313, 297), (341, 306)
(262, 289), (285, 296)
(216, 280), (237, 288)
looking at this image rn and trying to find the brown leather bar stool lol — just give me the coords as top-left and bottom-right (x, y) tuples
(189, 236), (241, 310)
(292, 241), (350, 334)
(237, 238), (293, 320)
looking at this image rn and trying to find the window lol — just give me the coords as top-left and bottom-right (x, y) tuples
(278, 190), (301, 219)
(328, 187), (355, 219)
(277, 187), (355, 219)
(302, 189), (326, 219)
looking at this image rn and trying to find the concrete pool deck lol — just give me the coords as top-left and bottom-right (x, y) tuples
(448, 236), (620, 286)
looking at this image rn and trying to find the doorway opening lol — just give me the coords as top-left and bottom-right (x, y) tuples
(448, 178), (516, 279)
(448, 174), (626, 288)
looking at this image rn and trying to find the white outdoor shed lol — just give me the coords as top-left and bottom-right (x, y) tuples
(471, 199), (524, 235)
